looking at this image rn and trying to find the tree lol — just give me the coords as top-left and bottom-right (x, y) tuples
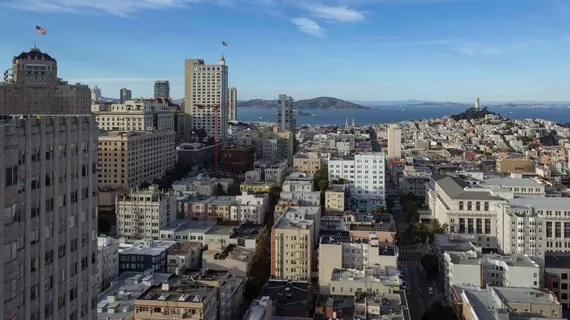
(372, 206), (386, 213)
(313, 164), (329, 191)
(420, 254), (440, 279)
(215, 183), (226, 196)
(318, 180), (329, 192)
(195, 128), (207, 139)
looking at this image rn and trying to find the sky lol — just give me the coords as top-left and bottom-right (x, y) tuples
(1, 0), (570, 102)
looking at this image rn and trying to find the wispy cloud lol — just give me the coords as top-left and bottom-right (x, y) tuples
(291, 17), (325, 37)
(308, 4), (365, 22)
(6, 0), (200, 17)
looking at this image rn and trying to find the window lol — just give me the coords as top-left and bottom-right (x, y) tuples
(5, 166), (17, 186)
(46, 146), (54, 160)
(562, 283), (568, 290)
(59, 144), (66, 157)
(31, 257), (38, 272)
(562, 273), (568, 280)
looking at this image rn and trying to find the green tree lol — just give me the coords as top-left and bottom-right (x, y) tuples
(313, 164), (329, 191)
(215, 183), (226, 196)
(318, 180), (329, 192)
(372, 206), (386, 213)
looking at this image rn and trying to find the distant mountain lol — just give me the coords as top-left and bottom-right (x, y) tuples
(237, 97), (370, 110)
(101, 97), (120, 103)
(354, 100), (470, 107)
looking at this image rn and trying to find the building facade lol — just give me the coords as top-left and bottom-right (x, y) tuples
(116, 185), (176, 240)
(387, 124), (402, 160)
(97, 130), (176, 189)
(293, 153), (321, 175)
(93, 98), (175, 132)
(120, 88), (132, 104)
(277, 94), (295, 133)
(96, 235), (119, 293)
(0, 115), (99, 320)
(154, 80), (170, 99)
(228, 87), (237, 121)
(184, 57), (229, 140)
(90, 85), (101, 102)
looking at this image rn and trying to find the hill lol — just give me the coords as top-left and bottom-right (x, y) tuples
(237, 97), (370, 110)
(451, 106), (496, 121)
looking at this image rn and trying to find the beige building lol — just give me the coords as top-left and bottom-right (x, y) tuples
(202, 243), (255, 277)
(167, 241), (202, 273)
(293, 152), (321, 175)
(271, 208), (315, 281)
(93, 98), (175, 131)
(184, 57), (229, 141)
(228, 87), (237, 121)
(387, 123), (402, 160)
(116, 185), (176, 240)
(98, 130), (176, 189)
(0, 115), (99, 320)
(1, 48), (91, 114)
(496, 158), (536, 174)
(318, 234), (400, 295)
(325, 184), (348, 212)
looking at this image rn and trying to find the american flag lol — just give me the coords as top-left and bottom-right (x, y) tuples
(222, 41), (228, 47)
(36, 25), (46, 35)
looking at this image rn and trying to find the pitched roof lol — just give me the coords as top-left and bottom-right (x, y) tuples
(434, 174), (504, 201)
(14, 48), (55, 62)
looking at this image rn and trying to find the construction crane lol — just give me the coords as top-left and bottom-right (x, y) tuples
(194, 104), (220, 173)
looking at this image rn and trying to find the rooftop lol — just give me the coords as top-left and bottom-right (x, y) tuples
(331, 267), (400, 285)
(137, 277), (216, 305)
(168, 241), (201, 255)
(229, 224), (265, 239)
(482, 177), (543, 188)
(260, 280), (311, 315)
(433, 174), (505, 201)
(203, 244), (255, 262)
(545, 253), (570, 269)
(14, 48), (56, 62)
(327, 184), (346, 192)
(120, 240), (178, 256)
(160, 219), (216, 232)
(509, 197), (570, 210)
(97, 272), (172, 320)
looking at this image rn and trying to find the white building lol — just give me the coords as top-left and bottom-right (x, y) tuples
(328, 153), (386, 211)
(91, 85), (101, 101)
(387, 124), (402, 160)
(230, 192), (269, 224)
(166, 241), (202, 273)
(442, 250), (540, 303)
(93, 98), (175, 132)
(0, 115), (99, 320)
(97, 235), (120, 293)
(184, 56), (229, 141)
(228, 87), (237, 121)
(116, 185), (177, 240)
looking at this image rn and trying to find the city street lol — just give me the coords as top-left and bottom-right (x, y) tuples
(386, 178), (441, 319)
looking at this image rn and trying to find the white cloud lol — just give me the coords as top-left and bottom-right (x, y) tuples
(291, 17), (325, 36)
(6, 0), (200, 16)
(308, 4), (365, 22)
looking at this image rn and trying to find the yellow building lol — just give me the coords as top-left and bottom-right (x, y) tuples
(325, 184), (348, 212)
(294, 152), (322, 175)
(240, 182), (272, 193)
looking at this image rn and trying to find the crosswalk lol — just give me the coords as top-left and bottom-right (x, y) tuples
(399, 248), (420, 253)
(399, 260), (420, 265)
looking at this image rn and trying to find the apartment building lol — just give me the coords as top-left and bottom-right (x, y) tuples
(452, 285), (563, 320)
(496, 158), (536, 174)
(154, 80), (170, 99)
(277, 94), (295, 133)
(318, 233), (400, 295)
(183, 196), (234, 221)
(135, 277), (219, 320)
(166, 241), (202, 273)
(120, 88), (132, 104)
(231, 192), (269, 224)
(97, 235), (120, 293)
(271, 208), (315, 281)
(184, 57), (229, 140)
(93, 98), (175, 131)
(91, 85), (101, 102)
(258, 280), (312, 318)
(325, 184), (349, 212)
(116, 185), (176, 240)
(118, 239), (177, 273)
(293, 152), (322, 175)
(228, 87), (237, 121)
(399, 170), (431, 200)
(480, 177), (545, 197)
(442, 250), (539, 303)
(1, 48), (91, 115)
(329, 267), (401, 297)
(0, 115), (99, 320)
(328, 153), (386, 211)
(282, 171), (314, 192)
(387, 124), (402, 160)
(202, 243), (255, 277)
(545, 254), (570, 308)
(97, 130), (176, 189)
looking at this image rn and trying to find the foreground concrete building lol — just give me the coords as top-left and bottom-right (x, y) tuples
(0, 115), (99, 320)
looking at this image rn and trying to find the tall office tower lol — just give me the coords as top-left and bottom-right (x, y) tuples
(0, 115), (99, 320)
(277, 94), (295, 133)
(0, 48), (91, 114)
(184, 55), (229, 141)
(228, 87), (237, 121)
(387, 124), (402, 160)
(154, 80), (170, 99)
(91, 86), (102, 102)
(120, 88), (132, 104)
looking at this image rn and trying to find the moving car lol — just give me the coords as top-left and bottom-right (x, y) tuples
(428, 287), (434, 295)
(401, 281), (407, 290)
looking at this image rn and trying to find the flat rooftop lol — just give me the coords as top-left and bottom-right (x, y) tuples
(138, 279), (216, 304)
(483, 177), (543, 188)
(229, 224), (265, 239)
(509, 197), (570, 210)
(204, 225), (236, 236)
(331, 267), (400, 285)
(160, 219), (216, 232)
(203, 244), (255, 263)
(120, 240), (178, 256)
(260, 280), (311, 315)
(168, 241), (201, 255)
(97, 272), (172, 320)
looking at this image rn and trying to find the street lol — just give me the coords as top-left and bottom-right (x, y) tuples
(386, 178), (440, 320)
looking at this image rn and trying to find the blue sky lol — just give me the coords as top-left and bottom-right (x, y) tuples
(1, 0), (570, 102)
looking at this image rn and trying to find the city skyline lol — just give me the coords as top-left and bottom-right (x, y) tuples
(2, 0), (570, 101)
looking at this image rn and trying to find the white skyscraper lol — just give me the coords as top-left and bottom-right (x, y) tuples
(228, 87), (237, 121)
(91, 85), (101, 101)
(184, 55), (229, 141)
(387, 124), (402, 160)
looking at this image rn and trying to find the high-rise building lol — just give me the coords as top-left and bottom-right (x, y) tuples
(98, 130), (176, 189)
(120, 87), (132, 104)
(387, 124), (402, 160)
(116, 185), (176, 240)
(91, 85), (102, 102)
(154, 80), (170, 99)
(0, 115), (99, 320)
(228, 87), (237, 121)
(0, 48), (91, 114)
(277, 94), (295, 133)
(184, 55), (229, 140)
